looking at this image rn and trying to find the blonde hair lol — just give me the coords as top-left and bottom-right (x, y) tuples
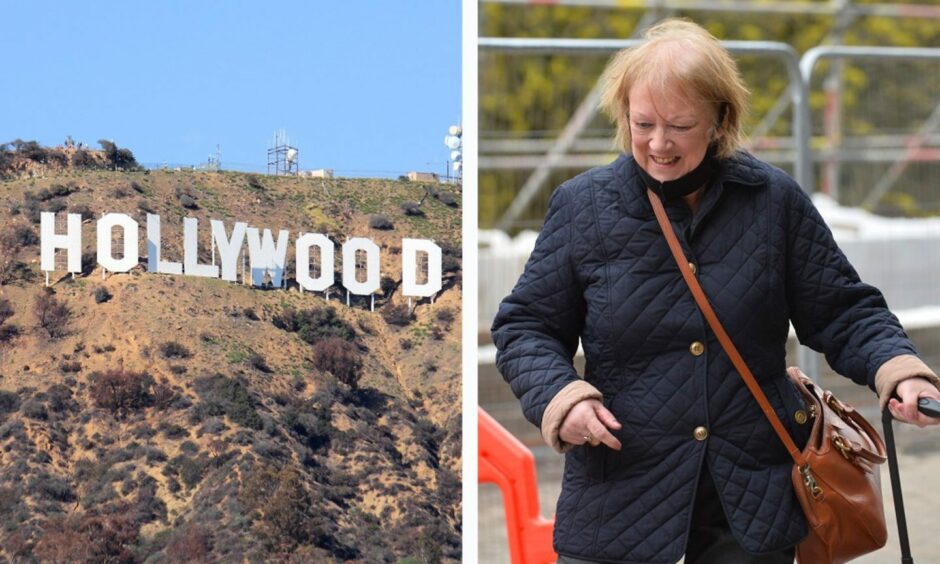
(600, 18), (749, 159)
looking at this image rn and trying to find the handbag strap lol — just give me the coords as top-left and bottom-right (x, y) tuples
(646, 188), (804, 464)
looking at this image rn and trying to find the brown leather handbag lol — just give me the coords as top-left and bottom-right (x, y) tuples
(648, 188), (888, 564)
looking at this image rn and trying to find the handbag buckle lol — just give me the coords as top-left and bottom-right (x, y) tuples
(800, 464), (823, 500)
(826, 394), (848, 418)
(832, 434), (853, 460)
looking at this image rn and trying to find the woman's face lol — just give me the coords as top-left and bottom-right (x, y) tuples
(628, 84), (715, 182)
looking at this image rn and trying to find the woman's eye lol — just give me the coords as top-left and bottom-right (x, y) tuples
(633, 122), (652, 130)
(672, 125), (693, 132)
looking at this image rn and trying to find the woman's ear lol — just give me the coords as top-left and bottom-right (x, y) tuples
(718, 103), (728, 126)
(711, 103), (728, 141)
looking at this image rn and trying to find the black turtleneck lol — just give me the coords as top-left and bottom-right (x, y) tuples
(637, 146), (720, 202)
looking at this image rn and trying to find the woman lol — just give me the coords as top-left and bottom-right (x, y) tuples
(491, 19), (940, 564)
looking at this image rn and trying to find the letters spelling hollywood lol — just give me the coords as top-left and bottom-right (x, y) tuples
(39, 212), (443, 298)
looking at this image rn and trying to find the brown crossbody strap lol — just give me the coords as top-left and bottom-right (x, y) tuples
(647, 188), (804, 464)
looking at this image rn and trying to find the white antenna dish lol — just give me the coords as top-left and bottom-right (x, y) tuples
(444, 135), (461, 150)
(448, 125), (462, 137)
(453, 161), (462, 172)
(450, 150), (462, 162)
(286, 148), (298, 163)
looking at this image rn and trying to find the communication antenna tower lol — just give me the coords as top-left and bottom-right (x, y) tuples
(207, 144), (222, 171)
(267, 129), (299, 176)
(444, 124), (462, 183)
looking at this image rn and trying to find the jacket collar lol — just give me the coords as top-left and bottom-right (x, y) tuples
(615, 151), (767, 219)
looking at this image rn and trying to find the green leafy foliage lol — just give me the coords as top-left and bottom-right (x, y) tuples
(98, 139), (139, 170)
(193, 374), (263, 430)
(272, 306), (356, 344)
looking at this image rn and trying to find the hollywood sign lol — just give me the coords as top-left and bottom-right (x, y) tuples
(40, 212), (443, 298)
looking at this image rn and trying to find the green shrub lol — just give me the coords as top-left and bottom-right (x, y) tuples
(21, 399), (47, 420)
(435, 191), (458, 207)
(282, 403), (332, 452)
(159, 422), (188, 439)
(247, 175), (265, 192)
(178, 457), (206, 489)
(45, 198), (67, 213)
(382, 302), (413, 326)
(272, 306), (355, 343)
(138, 200), (156, 215)
(193, 375), (262, 430)
(401, 201), (424, 216)
(98, 139), (139, 170)
(71, 148), (97, 168)
(0, 390), (19, 414)
(0, 298), (13, 326)
(46, 384), (75, 413)
(27, 473), (75, 502)
(180, 195), (198, 210)
(435, 307), (455, 325)
(247, 353), (270, 373)
(159, 341), (191, 359)
(369, 214), (394, 230)
(16, 140), (47, 162)
(50, 183), (76, 198)
(70, 203), (92, 219)
(9, 225), (38, 247)
(93, 287), (112, 304)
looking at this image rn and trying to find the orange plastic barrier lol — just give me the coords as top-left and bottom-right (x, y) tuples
(478, 407), (556, 564)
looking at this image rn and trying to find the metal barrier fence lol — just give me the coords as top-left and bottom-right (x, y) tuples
(800, 46), (940, 212)
(479, 37), (812, 232)
(478, 39), (940, 326)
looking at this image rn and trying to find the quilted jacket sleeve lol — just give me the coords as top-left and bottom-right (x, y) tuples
(491, 184), (588, 432)
(784, 181), (918, 390)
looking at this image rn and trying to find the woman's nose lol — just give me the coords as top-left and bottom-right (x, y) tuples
(649, 126), (670, 151)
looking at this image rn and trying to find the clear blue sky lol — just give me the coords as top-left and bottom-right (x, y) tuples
(1, 2), (461, 178)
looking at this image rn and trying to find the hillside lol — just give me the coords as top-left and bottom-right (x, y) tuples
(0, 163), (462, 561)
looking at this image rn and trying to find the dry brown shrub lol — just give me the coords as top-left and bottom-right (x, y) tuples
(313, 337), (362, 389)
(34, 289), (70, 338)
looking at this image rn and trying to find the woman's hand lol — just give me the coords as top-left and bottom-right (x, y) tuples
(559, 399), (623, 450)
(888, 377), (940, 427)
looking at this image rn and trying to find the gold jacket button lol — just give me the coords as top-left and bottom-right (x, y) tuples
(689, 262), (697, 274)
(693, 426), (709, 441)
(794, 410), (808, 424)
(690, 341), (704, 356)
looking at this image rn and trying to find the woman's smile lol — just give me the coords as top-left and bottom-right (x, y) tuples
(628, 83), (714, 182)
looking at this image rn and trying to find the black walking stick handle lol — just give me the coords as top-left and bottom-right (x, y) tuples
(883, 395), (939, 564)
(916, 397), (940, 418)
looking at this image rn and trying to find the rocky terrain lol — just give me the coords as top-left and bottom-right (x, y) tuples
(0, 141), (462, 562)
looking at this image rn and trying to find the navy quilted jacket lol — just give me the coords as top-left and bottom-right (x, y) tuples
(491, 152), (917, 563)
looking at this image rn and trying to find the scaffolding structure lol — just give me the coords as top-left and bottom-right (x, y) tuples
(267, 129), (299, 176)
